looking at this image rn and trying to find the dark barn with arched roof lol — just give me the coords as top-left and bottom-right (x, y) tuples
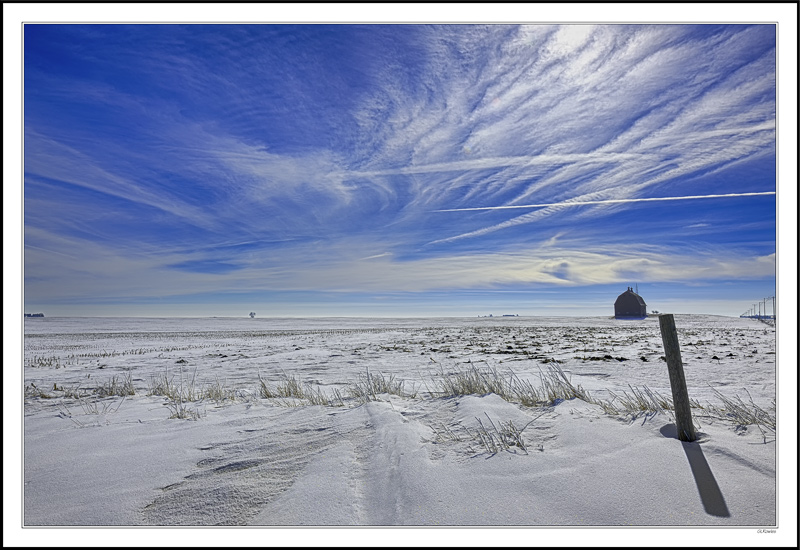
(614, 287), (647, 318)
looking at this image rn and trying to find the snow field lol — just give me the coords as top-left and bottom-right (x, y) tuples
(22, 315), (777, 528)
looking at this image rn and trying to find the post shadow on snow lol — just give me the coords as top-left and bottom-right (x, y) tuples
(660, 423), (730, 518)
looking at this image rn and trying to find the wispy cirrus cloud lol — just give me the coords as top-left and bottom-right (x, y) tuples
(24, 224), (776, 304)
(24, 132), (221, 235)
(22, 23), (778, 315)
(317, 26), (776, 249)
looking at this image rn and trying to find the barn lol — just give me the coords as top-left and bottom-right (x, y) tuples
(614, 287), (647, 318)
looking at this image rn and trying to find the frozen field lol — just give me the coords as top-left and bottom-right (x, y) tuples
(21, 315), (780, 535)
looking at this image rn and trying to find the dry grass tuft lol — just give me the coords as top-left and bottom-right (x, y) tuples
(96, 372), (135, 397)
(702, 386), (775, 441)
(429, 362), (592, 407)
(430, 412), (543, 456)
(258, 372), (334, 406)
(347, 369), (417, 403)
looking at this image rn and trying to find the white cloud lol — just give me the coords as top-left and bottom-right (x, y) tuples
(227, 244), (777, 294)
(24, 131), (218, 231)
(23, 223), (776, 305)
(21, 24), (778, 313)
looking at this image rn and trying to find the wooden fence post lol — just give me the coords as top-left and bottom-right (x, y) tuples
(659, 314), (697, 442)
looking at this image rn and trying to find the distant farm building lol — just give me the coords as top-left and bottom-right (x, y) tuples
(614, 288), (647, 318)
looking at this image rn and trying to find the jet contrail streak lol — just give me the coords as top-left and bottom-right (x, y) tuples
(434, 191), (776, 212)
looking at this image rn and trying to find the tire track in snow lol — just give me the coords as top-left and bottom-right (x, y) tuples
(248, 401), (442, 526)
(353, 401), (438, 525)
(248, 405), (375, 525)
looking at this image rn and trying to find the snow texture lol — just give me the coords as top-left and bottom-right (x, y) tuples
(14, 315), (793, 546)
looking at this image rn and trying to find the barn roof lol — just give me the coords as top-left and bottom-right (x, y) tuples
(615, 288), (646, 306)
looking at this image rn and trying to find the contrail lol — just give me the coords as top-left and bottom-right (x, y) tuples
(24, 244), (78, 259)
(434, 191), (776, 212)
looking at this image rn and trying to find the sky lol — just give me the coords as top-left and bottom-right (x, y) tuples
(16, 17), (790, 318)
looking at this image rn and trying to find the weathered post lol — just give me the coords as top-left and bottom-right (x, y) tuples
(659, 314), (697, 442)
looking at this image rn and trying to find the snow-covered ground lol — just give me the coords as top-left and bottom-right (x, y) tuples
(10, 315), (796, 546)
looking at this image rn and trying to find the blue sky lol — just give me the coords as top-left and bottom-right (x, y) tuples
(21, 23), (782, 317)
